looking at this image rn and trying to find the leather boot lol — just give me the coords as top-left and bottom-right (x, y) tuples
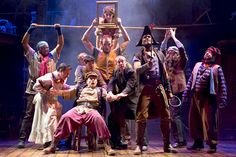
(17, 140), (25, 149)
(43, 141), (51, 148)
(43, 137), (60, 154)
(134, 122), (146, 155)
(133, 145), (142, 155)
(119, 126), (128, 148)
(104, 140), (115, 156)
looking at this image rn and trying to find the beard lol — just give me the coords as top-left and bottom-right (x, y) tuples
(166, 54), (180, 69)
(165, 53), (180, 81)
(203, 56), (216, 64)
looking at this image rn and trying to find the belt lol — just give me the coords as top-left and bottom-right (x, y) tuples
(78, 102), (94, 109)
(76, 103), (94, 114)
(144, 79), (162, 86)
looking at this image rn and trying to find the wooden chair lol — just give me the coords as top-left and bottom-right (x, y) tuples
(72, 87), (107, 151)
(72, 126), (97, 151)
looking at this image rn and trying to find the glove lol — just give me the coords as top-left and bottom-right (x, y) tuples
(54, 24), (62, 35)
(27, 23), (37, 34)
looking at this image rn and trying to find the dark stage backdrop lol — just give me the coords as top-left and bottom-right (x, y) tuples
(0, 0), (236, 140)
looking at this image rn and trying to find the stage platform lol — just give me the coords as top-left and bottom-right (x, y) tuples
(0, 140), (236, 157)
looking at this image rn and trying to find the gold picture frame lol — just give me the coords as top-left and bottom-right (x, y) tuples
(96, 1), (118, 29)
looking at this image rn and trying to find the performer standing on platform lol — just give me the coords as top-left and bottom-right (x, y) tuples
(95, 5), (121, 49)
(160, 29), (188, 148)
(17, 23), (64, 148)
(183, 46), (227, 153)
(133, 26), (177, 155)
(82, 17), (130, 83)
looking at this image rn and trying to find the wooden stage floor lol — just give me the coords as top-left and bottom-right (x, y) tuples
(0, 140), (236, 157)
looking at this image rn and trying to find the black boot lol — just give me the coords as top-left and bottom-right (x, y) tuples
(207, 144), (216, 153)
(187, 139), (204, 150)
(17, 140), (25, 148)
(43, 141), (51, 148)
(172, 140), (187, 148)
(118, 127), (128, 149)
(164, 144), (178, 153)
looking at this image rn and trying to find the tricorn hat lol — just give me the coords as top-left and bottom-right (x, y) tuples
(136, 25), (159, 47)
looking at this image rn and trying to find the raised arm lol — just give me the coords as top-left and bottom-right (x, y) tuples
(51, 24), (64, 59)
(21, 23), (37, 55)
(81, 19), (97, 54)
(116, 18), (130, 53)
(160, 29), (171, 52)
(170, 29), (188, 69)
(170, 29), (183, 49)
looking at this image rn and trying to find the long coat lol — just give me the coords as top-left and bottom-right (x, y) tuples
(133, 49), (171, 119)
(107, 64), (138, 119)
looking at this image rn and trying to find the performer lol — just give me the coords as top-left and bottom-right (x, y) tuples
(160, 29), (188, 148)
(17, 23), (64, 148)
(75, 55), (107, 93)
(75, 55), (107, 116)
(183, 46), (227, 153)
(95, 5), (121, 49)
(28, 63), (74, 147)
(74, 52), (87, 84)
(133, 26), (177, 155)
(107, 55), (137, 149)
(43, 72), (115, 156)
(82, 17), (130, 83)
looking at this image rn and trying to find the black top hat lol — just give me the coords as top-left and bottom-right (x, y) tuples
(136, 25), (159, 47)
